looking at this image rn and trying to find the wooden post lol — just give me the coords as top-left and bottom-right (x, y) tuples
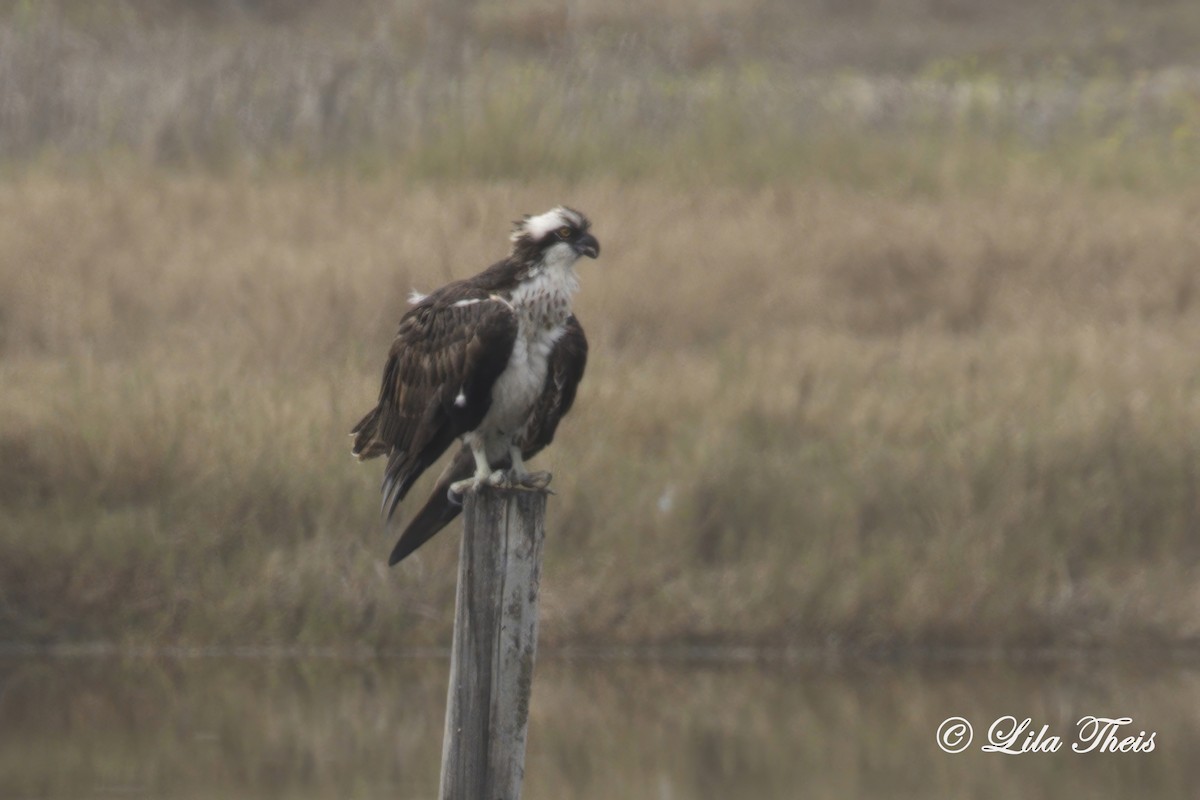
(438, 486), (547, 800)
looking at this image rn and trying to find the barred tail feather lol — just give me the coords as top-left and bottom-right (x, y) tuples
(350, 407), (387, 460)
(380, 423), (458, 521)
(381, 448), (416, 520)
(387, 447), (474, 565)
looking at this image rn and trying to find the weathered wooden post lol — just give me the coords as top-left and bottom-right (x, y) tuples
(438, 486), (548, 800)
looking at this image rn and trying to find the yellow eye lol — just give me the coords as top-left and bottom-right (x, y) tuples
(556, 226), (573, 239)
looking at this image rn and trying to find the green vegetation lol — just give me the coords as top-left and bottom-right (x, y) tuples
(2, 2), (1200, 652)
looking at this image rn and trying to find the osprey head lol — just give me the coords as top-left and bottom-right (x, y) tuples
(510, 206), (600, 264)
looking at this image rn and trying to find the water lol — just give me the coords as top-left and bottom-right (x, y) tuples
(2, 652), (1197, 799)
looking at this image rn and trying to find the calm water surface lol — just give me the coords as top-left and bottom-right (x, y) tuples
(2, 652), (1196, 799)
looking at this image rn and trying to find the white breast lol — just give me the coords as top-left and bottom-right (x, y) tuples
(476, 262), (578, 441)
(483, 335), (546, 436)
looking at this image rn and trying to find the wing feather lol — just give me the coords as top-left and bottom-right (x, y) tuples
(516, 314), (588, 457)
(384, 315), (588, 565)
(352, 288), (518, 518)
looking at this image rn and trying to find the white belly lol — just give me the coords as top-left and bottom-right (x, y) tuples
(478, 325), (558, 440)
(472, 261), (577, 454)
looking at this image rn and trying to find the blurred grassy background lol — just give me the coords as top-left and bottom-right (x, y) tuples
(4, 655), (1198, 798)
(2, 0), (1200, 651)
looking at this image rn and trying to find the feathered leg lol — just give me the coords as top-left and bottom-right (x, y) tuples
(447, 436), (552, 500)
(447, 434), (506, 501)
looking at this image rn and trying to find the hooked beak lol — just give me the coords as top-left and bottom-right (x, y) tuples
(573, 232), (600, 259)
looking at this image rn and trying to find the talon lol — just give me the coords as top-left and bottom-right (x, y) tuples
(449, 476), (485, 499)
(501, 470), (553, 491)
(520, 471), (553, 490)
(449, 469), (553, 498)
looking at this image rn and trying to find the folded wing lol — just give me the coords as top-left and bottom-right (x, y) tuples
(385, 315), (588, 565)
(351, 288), (519, 520)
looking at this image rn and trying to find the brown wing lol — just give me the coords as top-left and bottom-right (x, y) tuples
(515, 314), (588, 458)
(351, 288), (518, 519)
(384, 315), (588, 566)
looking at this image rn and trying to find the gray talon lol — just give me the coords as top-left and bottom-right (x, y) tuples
(520, 471), (553, 490)
(447, 469), (553, 500)
(449, 476), (483, 498)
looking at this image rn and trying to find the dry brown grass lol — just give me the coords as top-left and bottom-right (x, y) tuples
(3, 169), (1200, 650)
(5, 3), (1200, 189)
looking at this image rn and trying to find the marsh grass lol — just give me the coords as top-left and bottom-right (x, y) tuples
(4, 1), (1200, 650)
(3, 172), (1200, 649)
(5, 4), (1200, 189)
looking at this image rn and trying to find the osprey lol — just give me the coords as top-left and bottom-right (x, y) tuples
(351, 206), (598, 565)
